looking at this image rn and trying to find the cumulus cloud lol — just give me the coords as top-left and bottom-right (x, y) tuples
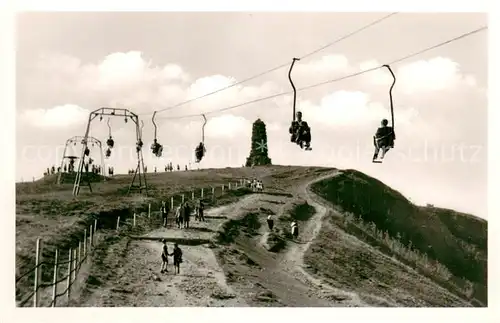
(361, 57), (477, 95)
(21, 104), (90, 128)
(20, 51), (190, 113)
(17, 50), (485, 174)
(205, 114), (251, 138)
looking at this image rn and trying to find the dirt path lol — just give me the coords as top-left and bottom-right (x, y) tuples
(79, 173), (391, 307)
(278, 172), (371, 306)
(212, 172), (378, 307)
(80, 195), (263, 307)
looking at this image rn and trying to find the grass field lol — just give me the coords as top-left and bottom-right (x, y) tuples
(309, 169), (487, 305)
(15, 165), (487, 306)
(15, 166), (332, 302)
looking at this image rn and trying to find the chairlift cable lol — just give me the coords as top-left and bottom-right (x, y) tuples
(143, 12), (399, 116)
(158, 25), (486, 121)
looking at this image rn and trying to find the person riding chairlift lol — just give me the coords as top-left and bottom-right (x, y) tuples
(373, 118), (396, 162)
(151, 139), (163, 157)
(289, 111), (312, 151)
(195, 142), (205, 162)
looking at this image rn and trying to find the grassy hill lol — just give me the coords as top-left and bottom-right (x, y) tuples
(310, 169), (487, 305)
(15, 165), (486, 306)
(15, 166), (332, 303)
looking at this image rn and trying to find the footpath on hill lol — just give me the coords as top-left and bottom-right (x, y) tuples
(78, 172), (379, 307)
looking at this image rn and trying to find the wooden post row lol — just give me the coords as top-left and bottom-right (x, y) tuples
(51, 249), (58, 307)
(33, 238), (41, 307)
(89, 225), (93, 248)
(133, 213), (136, 227)
(201, 188), (204, 198)
(83, 229), (87, 258)
(72, 249), (77, 282)
(78, 242), (81, 270)
(116, 216), (120, 230)
(170, 197), (174, 209)
(67, 248), (72, 302)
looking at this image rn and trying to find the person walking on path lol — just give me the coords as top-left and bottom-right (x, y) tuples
(170, 243), (183, 274)
(291, 220), (299, 239)
(161, 202), (169, 227)
(160, 239), (170, 273)
(267, 214), (274, 231)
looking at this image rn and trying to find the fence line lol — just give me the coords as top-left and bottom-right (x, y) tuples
(16, 180), (246, 307)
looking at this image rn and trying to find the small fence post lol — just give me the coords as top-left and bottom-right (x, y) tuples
(67, 249), (72, 302)
(33, 238), (41, 307)
(229, 183), (231, 190)
(94, 219), (97, 243)
(78, 241), (81, 271)
(116, 216), (120, 230)
(72, 249), (77, 282)
(148, 204), (151, 218)
(192, 191), (195, 200)
(222, 184), (225, 192)
(170, 196), (174, 209)
(211, 187), (215, 196)
(133, 213), (136, 227)
(83, 229), (87, 258)
(51, 249), (58, 307)
(89, 225), (93, 249)
(182, 194), (185, 203)
(201, 188), (204, 198)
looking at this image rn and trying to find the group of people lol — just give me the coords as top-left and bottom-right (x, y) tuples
(287, 111), (396, 161)
(43, 162), (106, 177)
(266, 215), (299, 239)
(243, 178), (264, 191)
(158, 199), (205, 275)
(160, 240), (183, 274)
(124, 164), (194, 175)
(172, 199), (205, 229)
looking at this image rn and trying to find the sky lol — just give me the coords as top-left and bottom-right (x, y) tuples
(15, 12), (488, 219)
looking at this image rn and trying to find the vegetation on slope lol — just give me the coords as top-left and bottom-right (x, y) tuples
(310, 170), (487, 305)
(15, 172), (255, 304)
(266, 200), (316, 252)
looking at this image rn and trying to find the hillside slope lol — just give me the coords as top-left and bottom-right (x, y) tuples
(16, 166), (486, 307)
(15, 165), (334, 304)
(309, 169), (487, 305)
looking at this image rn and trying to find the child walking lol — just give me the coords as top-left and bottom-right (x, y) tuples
(160, 239), (169, 273)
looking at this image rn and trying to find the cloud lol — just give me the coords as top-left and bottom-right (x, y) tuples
(19, 51), (190, 113)
(21, 104), (90, 128)
(206, 114), (251, 138)
(361, 57), (478, 95)
(17, 50), (485, 172)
